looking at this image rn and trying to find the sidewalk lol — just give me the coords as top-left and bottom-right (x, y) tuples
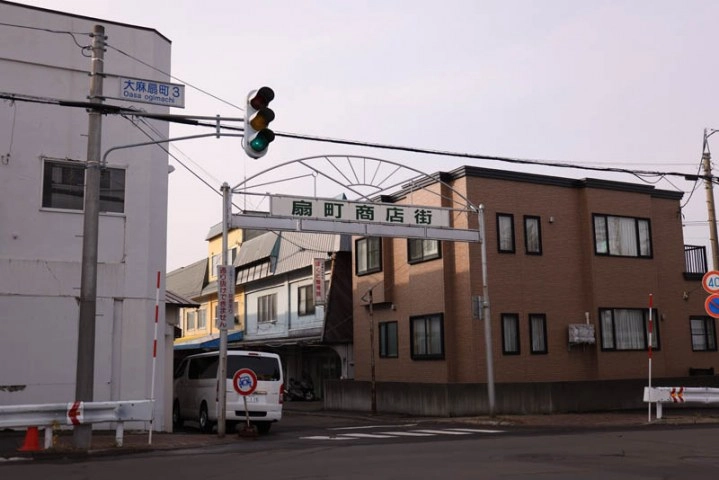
(3, 403), (719, 462)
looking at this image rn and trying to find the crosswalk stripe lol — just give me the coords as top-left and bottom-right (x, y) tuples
(341, 432), (397, 439)
(300, 435), (355, 441)
(447, 428), (504, 434)
(411, 429), (474, 435)
(378, 431), (435, 436)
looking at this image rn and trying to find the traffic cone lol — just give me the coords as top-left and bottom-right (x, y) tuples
(18, 426), (41, 452)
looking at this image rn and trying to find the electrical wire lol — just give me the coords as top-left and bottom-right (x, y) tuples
(104, 42), (243, 111)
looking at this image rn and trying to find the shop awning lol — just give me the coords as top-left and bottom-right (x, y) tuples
(173, 330), (244, 350)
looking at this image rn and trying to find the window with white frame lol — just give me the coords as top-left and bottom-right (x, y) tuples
(407, 239), (441, 264)
(379, 321), (398, 358)
(42, 159), (125, 213)
(524, 216), (542, 255)
(410, 314), (444, 359)
(690, 316), (717, 351)
(497, 213), (515, 253)
(529, 313), (547, 354)
(197, 309), (207, 330)
(593, 214), (652, 258)
(298, 285), (315, 316)
(356, 237), (382, 275)
(502, 313), (520, 354)
(186, 310), (197, 331)
(258, 293), (277, 323)
(600, 308), (659, 351)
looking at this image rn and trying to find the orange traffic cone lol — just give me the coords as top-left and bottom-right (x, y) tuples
(18, 426), (41, 452)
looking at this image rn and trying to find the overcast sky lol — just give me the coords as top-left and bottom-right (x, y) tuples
(14, 0), (719, 270)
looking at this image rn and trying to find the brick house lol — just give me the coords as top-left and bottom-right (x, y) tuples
(330, 165), (718, 414)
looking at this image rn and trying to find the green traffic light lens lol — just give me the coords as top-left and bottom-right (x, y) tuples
(249, 130), (275, 152)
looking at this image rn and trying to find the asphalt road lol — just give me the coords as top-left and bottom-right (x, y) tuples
(2, 408), (719, 479)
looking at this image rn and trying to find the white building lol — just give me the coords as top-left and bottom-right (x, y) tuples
(0, 1), (174, 431)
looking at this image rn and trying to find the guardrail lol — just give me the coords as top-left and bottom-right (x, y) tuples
(0, 400), (153, 448)
(643, 386), (719, 419)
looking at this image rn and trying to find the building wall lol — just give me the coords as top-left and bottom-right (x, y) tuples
(352, 169), (717, 388)
(0, 3), (173, 430)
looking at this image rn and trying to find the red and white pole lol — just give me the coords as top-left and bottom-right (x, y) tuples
(648, 293), (653, 422)
(149, 271), (160, 444)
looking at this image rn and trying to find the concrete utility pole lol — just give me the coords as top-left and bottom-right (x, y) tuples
(74, 24), (105, 449)
(217, 183), (231, 436)
(702, 128), (719, 270)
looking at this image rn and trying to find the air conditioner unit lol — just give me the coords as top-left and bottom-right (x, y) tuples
(568, 324), (596, 345)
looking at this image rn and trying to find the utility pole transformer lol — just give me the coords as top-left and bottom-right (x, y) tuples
(74, 24), (105, 449)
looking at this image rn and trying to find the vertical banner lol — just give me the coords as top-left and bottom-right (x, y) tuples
(216, 265), (235, 330)
(313, 258), (326, 305)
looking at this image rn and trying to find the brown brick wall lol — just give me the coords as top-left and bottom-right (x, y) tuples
(352, 169), (717, 385)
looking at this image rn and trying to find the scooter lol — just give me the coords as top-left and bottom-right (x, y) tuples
(284, 377), (315, 401)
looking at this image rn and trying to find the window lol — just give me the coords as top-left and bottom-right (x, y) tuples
(258, 293), (277, 323)
(234, 301), (240, 327)
(501, 313), (520, 354)
(210, 248), (237, 279)
(186, 310), (197, 331)
(408, 239), (441, 263)
(410, 314), (444, 359)
(497, 214), (515, 253)
(42, 159), (125, 213)
(600, 308), (659, 351)
(690, 316), (717, 351)
(298, 285), (315, 316)
(197, 309), (207, 330)
(356, 237), (382, 275)
(210, 254), (221, 277)
(379, 321), (398, 358)
(524, 216), (542, 255)
(529, 314), (547, 354)
(593, 214), (652, 258)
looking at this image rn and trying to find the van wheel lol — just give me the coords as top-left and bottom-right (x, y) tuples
(172, 400), (183, 430)
(198, 402), (213, 433)
(253, 422), (271, 434)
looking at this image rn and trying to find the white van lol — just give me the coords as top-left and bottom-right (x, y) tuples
(173, 350), (283, 434)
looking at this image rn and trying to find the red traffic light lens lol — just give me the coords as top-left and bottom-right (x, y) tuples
(249, 86), (275, 110)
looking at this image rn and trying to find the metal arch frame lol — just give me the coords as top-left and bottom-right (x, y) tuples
(231, 154), (480, 215)
(225, 154), (496, 417)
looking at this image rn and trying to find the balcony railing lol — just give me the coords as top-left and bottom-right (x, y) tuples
(684, 245), (708, 280)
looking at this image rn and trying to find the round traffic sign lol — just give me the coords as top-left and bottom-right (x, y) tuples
(702, 270), (719, 294)
(705, 294), (719, 318)
(232, 368), (258, 396)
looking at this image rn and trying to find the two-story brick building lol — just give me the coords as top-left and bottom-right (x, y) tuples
(329, 165), (717, 414)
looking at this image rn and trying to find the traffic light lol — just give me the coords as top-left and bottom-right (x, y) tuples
(243, 86), (275, 159)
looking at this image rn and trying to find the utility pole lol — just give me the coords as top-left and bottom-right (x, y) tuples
(217, 183), (230, 436)
(703, 128), (719, 270)
(74, 24), (105, 449)
(368, 289), (377, 414)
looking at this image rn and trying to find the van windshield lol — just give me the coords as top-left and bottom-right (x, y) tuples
(227, 355), (281, 381)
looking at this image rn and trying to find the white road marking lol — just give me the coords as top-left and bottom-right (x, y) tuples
(447, 428), (504, 434)
(300, 427), (505, 441)
(378, 431), (435, 436)
(411, 429), (474, 435)
(329, 424), (417, 431)
(300, 435), (355, 441)
(340, 432), (397, 438)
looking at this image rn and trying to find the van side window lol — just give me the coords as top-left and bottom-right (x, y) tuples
(174, 359), (188, 380)
(188, 356), (218, 379)
(226, 356), (281, 381)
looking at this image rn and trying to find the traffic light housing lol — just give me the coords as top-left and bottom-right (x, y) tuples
(243, 86), (275, 159)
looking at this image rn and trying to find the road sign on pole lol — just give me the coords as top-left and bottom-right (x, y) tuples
(702, 270), (719, 293)
(705, 294), (719, 318)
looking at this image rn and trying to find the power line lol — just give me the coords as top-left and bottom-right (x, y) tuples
(2, 89), (715, 186)
(104, 42), (244, 111)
